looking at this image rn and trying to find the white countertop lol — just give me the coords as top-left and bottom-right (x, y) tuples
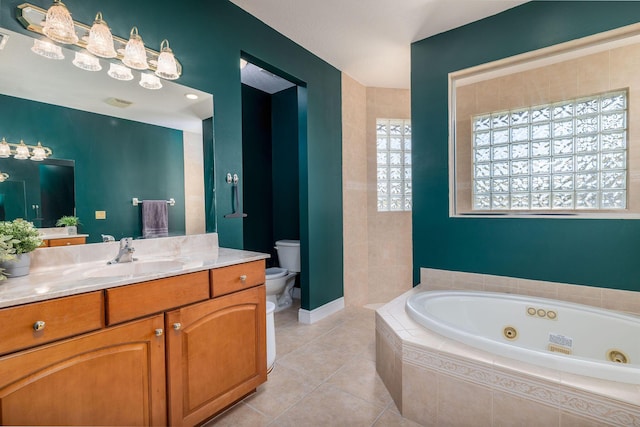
(0, 234), (269, 309)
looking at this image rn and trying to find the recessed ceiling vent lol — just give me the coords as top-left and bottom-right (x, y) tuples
(104, 97), (133, 108)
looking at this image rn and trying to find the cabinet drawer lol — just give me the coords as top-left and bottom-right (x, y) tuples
(106, 271), (210, 325)
(210, 260), (265, 297)
(0, 291), (104, 356)
(48, 237), (86, 247)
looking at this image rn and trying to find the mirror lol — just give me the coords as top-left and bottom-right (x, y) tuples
(449, 23), (640, 219)
(0, 28), (214, 241)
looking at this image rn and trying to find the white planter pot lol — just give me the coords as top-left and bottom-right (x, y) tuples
(1, 253), (31, 278)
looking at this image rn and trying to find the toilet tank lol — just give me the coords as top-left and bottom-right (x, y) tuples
(275, 240), (300, 273)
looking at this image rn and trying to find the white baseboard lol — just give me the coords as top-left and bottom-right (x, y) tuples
(298, 297), (345, 324)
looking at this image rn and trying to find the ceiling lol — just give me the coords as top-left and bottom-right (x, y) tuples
(231, 0), (529, 89)
(241, 61), (296, 94)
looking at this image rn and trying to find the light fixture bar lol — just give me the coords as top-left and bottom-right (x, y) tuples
(16, 2), (182, 77)
(0, 138), (53, 161)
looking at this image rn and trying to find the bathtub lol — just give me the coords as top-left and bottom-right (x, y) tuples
(405, 290), (640, 385)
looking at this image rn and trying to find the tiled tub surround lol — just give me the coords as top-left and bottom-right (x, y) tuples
(0, 233), (268, 309)
(420, 268), (640, 316)
(376, 273), (640, 426)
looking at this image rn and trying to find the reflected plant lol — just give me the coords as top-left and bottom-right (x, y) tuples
(56, 216), (81, 227)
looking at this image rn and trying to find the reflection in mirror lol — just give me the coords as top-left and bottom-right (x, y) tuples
(0, 157), (74, 227)
(449, 23), (640, 219)
(0, 28), (214, 242)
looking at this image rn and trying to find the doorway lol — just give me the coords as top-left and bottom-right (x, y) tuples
(240, 57), (305, 270)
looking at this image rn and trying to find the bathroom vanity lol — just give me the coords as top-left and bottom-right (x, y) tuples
(0, 234), (267, 426)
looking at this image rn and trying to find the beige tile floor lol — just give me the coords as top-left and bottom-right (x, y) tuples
(204, 300), (423, 427)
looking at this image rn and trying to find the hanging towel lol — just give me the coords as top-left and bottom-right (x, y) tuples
(142, 200), (169, 238)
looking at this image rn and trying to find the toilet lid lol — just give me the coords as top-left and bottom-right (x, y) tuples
(266, 267), (288, 279)
(275, 239), (300, 247)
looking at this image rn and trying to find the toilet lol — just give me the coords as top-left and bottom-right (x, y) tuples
(265, 239), (300, 312)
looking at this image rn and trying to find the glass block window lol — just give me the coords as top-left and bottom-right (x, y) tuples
(472, 91), (627, 211)
(377, 118), (412, 211)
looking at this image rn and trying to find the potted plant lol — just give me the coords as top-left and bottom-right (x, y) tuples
(0, 235), (17, 281)
(56, 215), (81, 235)
(0, 219), (43, 279)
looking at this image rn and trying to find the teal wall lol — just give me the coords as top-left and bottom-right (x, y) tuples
(0, 94), (185, 242)
(412, 1), (640, 292)
(1, 0), (343, 310)
(272, 87), (300, 244)
(242, 84), (273, 257)
(241, 85), (300, 267)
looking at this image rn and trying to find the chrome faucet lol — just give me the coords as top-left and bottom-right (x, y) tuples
(108, 237), (136, 264)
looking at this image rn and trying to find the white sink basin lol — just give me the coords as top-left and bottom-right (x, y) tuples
(83, 260), (185, 278)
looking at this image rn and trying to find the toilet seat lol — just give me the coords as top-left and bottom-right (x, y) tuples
(266, 267), (288, 280)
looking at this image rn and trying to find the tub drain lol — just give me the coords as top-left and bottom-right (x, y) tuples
(607, 349), (629, 364)
(503, 326), (518, 340)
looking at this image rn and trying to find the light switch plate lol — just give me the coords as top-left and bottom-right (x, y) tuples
(95, 210), (106, 220)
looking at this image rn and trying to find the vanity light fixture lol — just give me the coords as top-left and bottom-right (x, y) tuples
(31, 38), (64, 60)
(122, 27), (149, 70)
(30, 142), (49, 161)
(86, 12), (117, 58)
(107, 62), (133, 81)
(0, 138), (53, 161)
(14, 141), (31, 160)
(18, 3), (183, 81)
(72, 51), (102, 72)
(139, 73), (162, 90)
(155, 39), (180, 80)
(41, 0), (78, 45)
(0, 172), (9, 183)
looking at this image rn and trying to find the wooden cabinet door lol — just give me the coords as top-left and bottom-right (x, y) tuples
(0, 315), (167, 426)
(166, 285), (266, 426)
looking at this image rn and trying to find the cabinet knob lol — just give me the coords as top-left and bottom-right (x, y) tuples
(173, 323), (182, 331)
(240, 275), (247, 282)
(65, 242), (71, 246)
(33, 320), (46, 331)
(154, 328), (163, 337)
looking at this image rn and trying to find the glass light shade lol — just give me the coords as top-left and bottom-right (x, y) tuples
(14, 141), (30, 160)
(122, 27), (148, 70)
(72, 51), (102, 71)
(86, 12), (117, 58)
(107, 63), (133, 81)
(139, 73), (162, 90)
(30, 143), (47, 161)
(155, 39), (180, 80)
(0, 139), (10, 158)
(0, 172), (8, 183)
(42, 0), (78, 44)
(31, 39), (64, 60)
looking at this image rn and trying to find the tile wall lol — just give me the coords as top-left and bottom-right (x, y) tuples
(420, 268), (640, 316)
(342, 74), (413, 306)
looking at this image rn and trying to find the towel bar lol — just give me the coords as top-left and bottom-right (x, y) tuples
(132, 198), (176, 206)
